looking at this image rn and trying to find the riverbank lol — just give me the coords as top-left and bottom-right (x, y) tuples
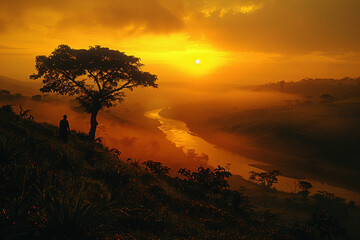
(3, 104), (360, 239)
(157, 107), (360, 203)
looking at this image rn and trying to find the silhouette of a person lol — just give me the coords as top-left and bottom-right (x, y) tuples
(59, 115), (70, 142)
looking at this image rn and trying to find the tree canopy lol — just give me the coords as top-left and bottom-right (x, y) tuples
(30, 45), (158, 139)
(249, 170), (281, 189)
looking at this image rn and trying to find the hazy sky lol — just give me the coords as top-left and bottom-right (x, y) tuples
(1, 0), (360, 84)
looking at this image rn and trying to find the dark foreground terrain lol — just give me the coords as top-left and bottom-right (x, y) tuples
(0, 105), (359, 239)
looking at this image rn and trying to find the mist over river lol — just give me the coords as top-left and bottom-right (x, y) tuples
(145, 108), (360, 203)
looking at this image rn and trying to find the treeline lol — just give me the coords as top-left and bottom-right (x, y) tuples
(0, 105), (358, 239)
(0, 89), (52, 103)
(253, 77), (360, 101)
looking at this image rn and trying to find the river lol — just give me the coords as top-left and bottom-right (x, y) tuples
(145, 108), (360, 202)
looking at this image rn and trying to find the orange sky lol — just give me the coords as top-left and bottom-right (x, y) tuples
(1, 0), (360, 84)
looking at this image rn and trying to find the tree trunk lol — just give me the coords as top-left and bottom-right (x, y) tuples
(89, 109), (99, 140)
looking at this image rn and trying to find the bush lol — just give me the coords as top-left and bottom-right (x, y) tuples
(249, 170), (281, 189)
(178, 165), (232, 194)
(143, 160), (170, 176)
(38, 189), (125, 239)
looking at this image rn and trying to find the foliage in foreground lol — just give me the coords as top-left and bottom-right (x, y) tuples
(0, 105), (357, 239)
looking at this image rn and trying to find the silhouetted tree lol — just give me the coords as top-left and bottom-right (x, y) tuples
(30, 45), (158, 140)
(143, 160), (170, 176)
(0, 90), (10, 101)
(278, 80), (285, 90)
(319, 94), (336, 103)
(0, 89), (10, 95)
(249, 170), (281, 189)
(178, 165), (232, 193)
(298, 180), (312, 198)
(307, 210), (346, 240)
(19, 105), (34, 120)
(31, 94), (42, 101)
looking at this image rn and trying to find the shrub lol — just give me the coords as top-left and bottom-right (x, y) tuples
(249, 170), (281, 189)
(143, 160), (170, 176)
(298, 180), (312, 198)
(38, 190), (124, 239)
(178, 165), (232, 194)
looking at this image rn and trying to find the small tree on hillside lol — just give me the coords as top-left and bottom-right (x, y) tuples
(298, 180), (312, 198)
(319, 94), (336, 103)
(178, 165), (232, 193)
(143, 160), (170, 176)
(249, 170), (281, 189)
(30, 45), (158, 140)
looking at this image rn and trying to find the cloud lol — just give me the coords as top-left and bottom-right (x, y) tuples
(201, 2), (264, 17)
(56, 0), (186, 34)
(1, 0), (360, 54)
(0, 19), (6, 33)
(0, 45), (25, 50)
(187, 0), (360, 54)
(0, 0), (186, 35)
(1, 0), (360, 83)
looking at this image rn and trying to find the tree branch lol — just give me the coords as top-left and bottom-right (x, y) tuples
(124, 84), (137, 89)
(107, 80), (133, 95)
(88, 71), (102, 92)
(61, 70), (90, 94)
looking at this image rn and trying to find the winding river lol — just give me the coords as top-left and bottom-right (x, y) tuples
(145, 108), (360, 202)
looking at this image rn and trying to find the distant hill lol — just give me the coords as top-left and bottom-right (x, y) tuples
(249, 77), (360, 101)
(0, 75), (41, 95)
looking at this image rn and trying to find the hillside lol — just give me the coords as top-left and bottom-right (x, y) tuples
(160, 79), (360, 194)
(0, 76), (40, 96)
(0, 105), (359, 239)
(252, 77), (360, 101)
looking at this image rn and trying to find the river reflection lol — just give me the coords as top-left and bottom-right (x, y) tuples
(145, 108), (360, 202)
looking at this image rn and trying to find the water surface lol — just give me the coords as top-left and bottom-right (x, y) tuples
(145, 108), (360, 202)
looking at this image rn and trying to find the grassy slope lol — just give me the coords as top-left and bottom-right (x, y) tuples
(0, 105), (358, 239)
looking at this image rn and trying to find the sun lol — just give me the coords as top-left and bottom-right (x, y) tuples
(195, 59), (200, 64)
